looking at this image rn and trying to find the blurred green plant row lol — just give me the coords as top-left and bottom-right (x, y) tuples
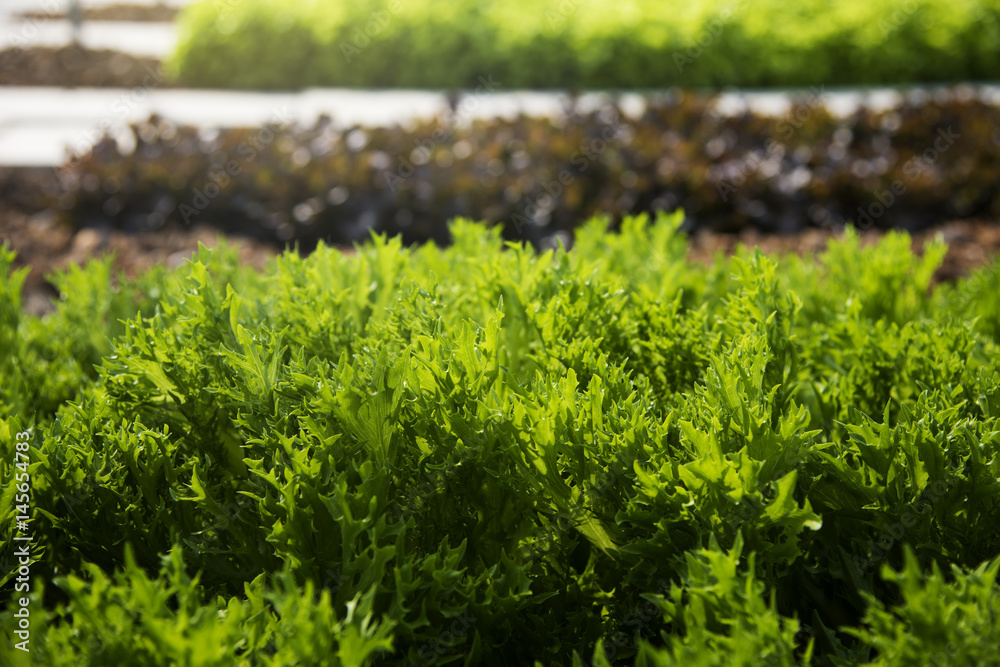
(55, 91), (1000, 249)
(2, 214), (1000, 664)
(167, 0), (1000, 89)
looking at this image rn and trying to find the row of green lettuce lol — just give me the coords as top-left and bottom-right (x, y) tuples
(2, 214), (1000, 665)
(167, 0), (1000, 89)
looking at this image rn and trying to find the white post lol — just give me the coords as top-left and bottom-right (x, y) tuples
(68, 0), (82, 47)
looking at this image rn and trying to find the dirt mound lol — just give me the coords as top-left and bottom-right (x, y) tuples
(17, 4), (178, 22)
(0, 46), (168, 87)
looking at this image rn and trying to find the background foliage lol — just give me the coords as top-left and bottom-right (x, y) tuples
(168, 0), (1000, 89)
(50, 91), (1000, 249)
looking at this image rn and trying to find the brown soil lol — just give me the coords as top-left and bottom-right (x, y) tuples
(3, 169), (997, 318)
(2, 204), (280, 316)
(4, 199), (998, 318)
(17, 4), (178, 22)
(0, 46), (169, 87)
(687, 220), (1000, 282)
(1, 170), (277, 316)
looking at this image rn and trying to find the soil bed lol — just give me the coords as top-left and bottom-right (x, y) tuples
(17, 4), (178, 22)
(0, 46), (167, 87)
(4, 166), (997, 317)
